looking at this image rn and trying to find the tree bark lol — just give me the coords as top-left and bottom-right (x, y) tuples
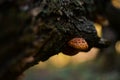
(0, 0), (109, 80)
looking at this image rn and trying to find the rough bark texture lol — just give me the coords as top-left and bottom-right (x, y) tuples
(0, 0), (110, 80)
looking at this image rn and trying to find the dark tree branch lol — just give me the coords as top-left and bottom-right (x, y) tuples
(0, 0), (110, 80)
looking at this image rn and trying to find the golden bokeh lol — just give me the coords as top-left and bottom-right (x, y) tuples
(115, 41), (120, 53)
(112, 0), (120, 9)
(36, 48), (99, 68)
(94, 23), (102, 37)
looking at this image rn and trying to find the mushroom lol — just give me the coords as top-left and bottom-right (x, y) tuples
(68, 38), (88, 50)
(62, 37), (89, 56)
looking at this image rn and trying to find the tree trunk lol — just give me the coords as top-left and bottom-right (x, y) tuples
(0, 0), (109, 80)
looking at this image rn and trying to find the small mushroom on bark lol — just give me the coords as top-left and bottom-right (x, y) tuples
(62, 38), (89, 56)
(62, 37), (110, 56)
(68, 38), (88, 50)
